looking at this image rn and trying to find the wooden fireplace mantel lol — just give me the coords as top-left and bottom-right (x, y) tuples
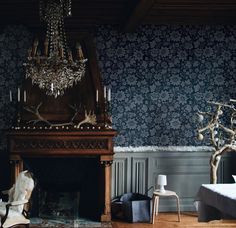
(7, 129), (117, 222)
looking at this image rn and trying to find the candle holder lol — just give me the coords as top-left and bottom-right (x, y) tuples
(13, 101), (22, 129)
(16, 108), (21, 126)
(10, 88), (27, 128)
(104, 100), (112, 129)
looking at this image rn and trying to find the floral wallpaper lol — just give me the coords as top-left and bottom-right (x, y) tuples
(0, 25), (236, 148)
(95, 25), (236, 146)
(0, 25), (32, 152)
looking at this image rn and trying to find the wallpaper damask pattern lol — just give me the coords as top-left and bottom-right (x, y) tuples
(95, 25), (236, 146)
(0, 25), (236, 148)
(0, 26), (32, 151)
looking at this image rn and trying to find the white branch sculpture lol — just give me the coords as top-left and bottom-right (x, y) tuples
(197, 100), (236, 184)
(24, 103), (96, 128)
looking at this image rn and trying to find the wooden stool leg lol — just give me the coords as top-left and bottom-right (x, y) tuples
(175, 195), (181, 222)
(151, 195), (156, 224)
(155, 196), (159, 216)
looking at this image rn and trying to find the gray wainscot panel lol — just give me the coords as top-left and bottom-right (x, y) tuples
(112, 146), (233, 212)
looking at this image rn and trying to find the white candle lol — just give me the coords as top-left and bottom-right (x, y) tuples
(51, 83), (54, 92)
(17, 88), (20, 102)
(24, 90), (26, 103)
(104, 86), (106, 99)
(9, 90), (12, 102)
(96, 89), (98, 102)
(108, 88), (111, 102)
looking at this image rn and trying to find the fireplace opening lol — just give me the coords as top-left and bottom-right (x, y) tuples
(24, 157), (102, 221)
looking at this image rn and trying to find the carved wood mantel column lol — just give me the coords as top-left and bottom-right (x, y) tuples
(100, 155), (113, 222)
(7, 130), (117, 222)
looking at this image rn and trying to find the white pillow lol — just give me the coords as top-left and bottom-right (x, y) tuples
(232, 175), (236, 183)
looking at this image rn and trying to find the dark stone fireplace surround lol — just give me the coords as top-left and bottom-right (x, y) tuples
(7, 130), (117, 222)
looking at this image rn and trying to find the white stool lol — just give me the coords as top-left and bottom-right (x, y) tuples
(151, 190), (181, 224)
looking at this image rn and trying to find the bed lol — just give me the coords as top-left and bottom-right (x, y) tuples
(196, 184), (236, 222)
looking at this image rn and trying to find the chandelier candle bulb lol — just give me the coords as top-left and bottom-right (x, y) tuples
(68, 50), (73, 62)
(17, 88), (20, 102)
(9, 90), (12, 102)
(32, 39), (38, 57)
(27, 48), (32, 58)
(44, 38), (49, 56)
(104, 86), (106, 99)
(108, 88), (111, 101)
(96, 89), (98, 102)
(36, 55), (40, 64)
(76, 42), (84, 60)
(23, 90), (26, 103)
(59, 46), (64, 58)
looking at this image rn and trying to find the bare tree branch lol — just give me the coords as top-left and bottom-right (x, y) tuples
(197, 100), (236, 183)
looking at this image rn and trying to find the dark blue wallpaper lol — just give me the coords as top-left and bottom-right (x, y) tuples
(95, 25), (236, 146)
(1, 25), (236, 148)
(0, 26), (32, 151)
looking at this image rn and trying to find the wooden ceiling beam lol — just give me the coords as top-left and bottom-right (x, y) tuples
(123, 0), (155, 32)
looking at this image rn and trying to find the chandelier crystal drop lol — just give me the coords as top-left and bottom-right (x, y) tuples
(24, 0), (87, 98)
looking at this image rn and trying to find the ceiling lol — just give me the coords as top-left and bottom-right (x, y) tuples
(1, 0), (236, 34)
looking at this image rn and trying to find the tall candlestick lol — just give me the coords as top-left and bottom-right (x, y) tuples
(44, 38), (49, 56)
(108, 88), (111, 102)
(32, 39), (38, 57)
(28, 48), (32, 58)
(104, 86), (106, 99)
(76, 42), (84, 60)
(18, 88), (20, 102)
(24, 90), (26, 103)
(9, 90), (12, 102)
(96, 89), (98, 102)
(68, 50), (73, 62)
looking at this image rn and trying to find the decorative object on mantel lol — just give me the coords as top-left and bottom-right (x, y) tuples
(103, 86), (112, 129)
(24, 0), (87, 98)
(20, 102), (96, 128)
(9, 88), (27, 127)
(10, 86), (113, 130)
(196, 99), (236, 184)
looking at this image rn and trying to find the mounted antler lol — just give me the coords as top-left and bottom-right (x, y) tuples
(24, 103), (97, 129)
(24, 102), (79, 127)
(76, 110), (97, 128)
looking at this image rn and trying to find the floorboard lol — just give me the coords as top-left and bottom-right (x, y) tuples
(112, 212), (236, 228)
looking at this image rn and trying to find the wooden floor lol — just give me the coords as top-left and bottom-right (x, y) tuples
(112, 212), (236, 228)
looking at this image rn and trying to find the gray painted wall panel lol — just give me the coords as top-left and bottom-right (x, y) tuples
(112, 147), (233, 212)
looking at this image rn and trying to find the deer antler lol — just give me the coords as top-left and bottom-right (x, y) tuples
(76, 110), (97, 128)
(24, 102), (80, 127)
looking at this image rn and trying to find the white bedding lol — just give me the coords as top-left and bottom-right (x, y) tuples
(196, 184), (236, 221)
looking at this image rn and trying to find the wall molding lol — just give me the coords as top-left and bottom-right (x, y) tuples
(114, 146), (214, 153)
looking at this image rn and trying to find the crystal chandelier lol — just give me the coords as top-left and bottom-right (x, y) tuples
(24, 0), (87, 98)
